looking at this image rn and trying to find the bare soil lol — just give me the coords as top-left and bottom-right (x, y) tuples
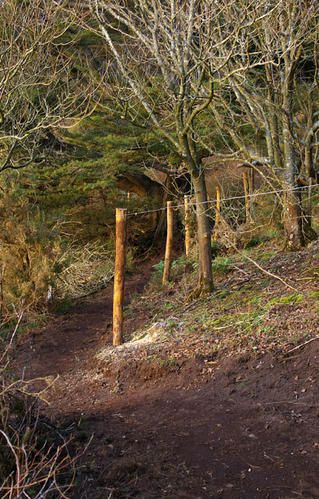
(14, 247), (319, 498)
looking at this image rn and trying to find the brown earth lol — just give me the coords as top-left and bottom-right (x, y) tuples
(14, 247), (319, 499)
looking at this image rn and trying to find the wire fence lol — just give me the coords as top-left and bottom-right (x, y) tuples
(112, 181), (319, 345)
(123, 181), (319, 259)
(127, 183), (319, 218)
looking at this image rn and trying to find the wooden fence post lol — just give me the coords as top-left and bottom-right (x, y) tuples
(184, 195), (191, 257)
(113, 208), (127, 346)
(213, 185), (221, 241)
(243, 172), (252, 223)
(162, 201), (173, 285)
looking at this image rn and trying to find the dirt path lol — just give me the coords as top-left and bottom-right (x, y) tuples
(15, 263), (153, 380)
(15, 263), (319, 498)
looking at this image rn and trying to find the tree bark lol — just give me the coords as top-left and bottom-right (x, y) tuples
(283, 188), (304, 250)
(184, 195), (192, 257)
(243, 172), (253, 224)
(281, 62), (305, 250)
(192, 171), (213, 293)
(213, 185), (221, 241)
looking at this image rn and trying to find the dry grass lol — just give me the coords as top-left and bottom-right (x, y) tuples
(0, 326), (82, 498)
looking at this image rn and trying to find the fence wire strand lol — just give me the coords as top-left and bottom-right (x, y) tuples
(126, 183), (319, 218)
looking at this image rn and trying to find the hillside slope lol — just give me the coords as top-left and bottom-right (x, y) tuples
(15, 242), (319, 498)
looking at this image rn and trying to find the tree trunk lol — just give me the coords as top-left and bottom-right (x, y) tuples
(213, 185), (221, 241)
(303, 178), (317, 243)
(243, 172), (253, 224)
(282, 141), (316, 248)
(269, 114), (283, 169)
(192, 171), (213, 293)
(303, 102), (317, 241)
(184, 195), (192, 256)
(283, 188), (304, 250)
(282, 73), (305, 250)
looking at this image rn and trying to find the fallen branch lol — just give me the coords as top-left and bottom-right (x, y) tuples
(241, 253), (299, 292)
(284, 336), (319, 356)
(228, 239), (299, 292)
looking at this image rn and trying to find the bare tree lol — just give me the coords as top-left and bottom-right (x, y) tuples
(0, 0), (95, 175)
(87, 1), (214, 291)
(210, 0), (319, 249)
(87, 0), (280, 291)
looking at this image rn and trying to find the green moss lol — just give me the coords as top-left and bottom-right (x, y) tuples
(236, 309), (266, 332)
(203, 313), (235, 328)
(156, 356), (178, 368)
(267, 293), (304, 307)
(248, 294), (263, 305)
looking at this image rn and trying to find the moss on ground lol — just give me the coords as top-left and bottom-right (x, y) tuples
(125, 241), (319, 360)
(266, 293), (304, 307)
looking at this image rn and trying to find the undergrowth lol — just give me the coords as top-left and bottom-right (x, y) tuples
(126, 241), (319, 360)
(0, 342), (79, 498)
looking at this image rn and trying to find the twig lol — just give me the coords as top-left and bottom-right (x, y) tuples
(261, 400), (319, 407)
(233, 265), (250, 276)
(230, 242), (299, 292)
(0, 311), (24, 364)
(284, 336), (319, 356)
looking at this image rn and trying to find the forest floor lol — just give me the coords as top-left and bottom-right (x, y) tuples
(14, 241), (319, 499)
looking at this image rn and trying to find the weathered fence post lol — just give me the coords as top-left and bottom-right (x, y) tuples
(213, 185), (221, 241)
(163, 201), (173, 285)
(243, 172), (252, 223)
(184, 195), (191, 257)
(113, 208), (127, 346)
